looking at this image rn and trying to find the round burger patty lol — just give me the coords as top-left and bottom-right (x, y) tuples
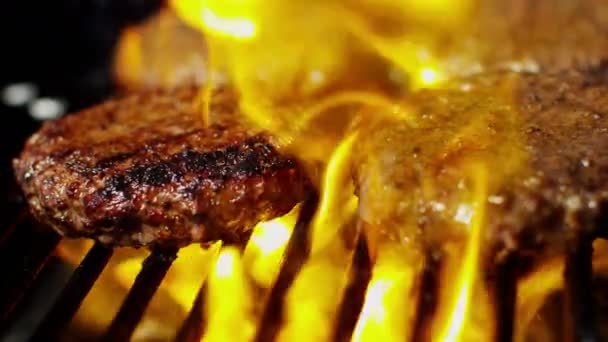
(354, 66), (608, 261)
(13, 87), (310, 247)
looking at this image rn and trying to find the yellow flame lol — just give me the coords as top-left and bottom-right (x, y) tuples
(434, 163), (488, 342)
(114, 252), (147, 286)
(114, 244), (220, 311)
(514, 256), (564, 342)
(352, 244), (421, 341)
(244, 206), (299, 287)
(337, 10), (446, 89)
(205, 247), (255, 342)
(419, 67), (440, 86)
(249, 218), (292, 256)
(279, 258), (349, 342)
(114, 28), (144, 90)
(171, 0), (257, 39)
(310, 132), (359, 254)
(169, 0), (470, 147)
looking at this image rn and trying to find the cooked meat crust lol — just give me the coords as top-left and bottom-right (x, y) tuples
(436, 0), (608, 76)
(354, 66), (608, 261)
(13, 87), (310, 247)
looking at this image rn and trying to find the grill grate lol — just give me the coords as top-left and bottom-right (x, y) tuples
(31, 242), (113, 340)
(174, 283), (207, 341)
(0, 190), (602, 342)
(253, 192), (318, 342)
(492, 254), (518, 342)
(103, 247), (178, 342)
(564, 237), (597, 342)
(332, 234), (372, 342)
(0, 219), (61, 324)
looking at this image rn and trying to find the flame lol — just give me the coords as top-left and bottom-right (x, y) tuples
(352, 244), (421, 341)
(167, 0), (474, 147)
(310, 132), (358, 253)
(244, 205), (299, 287)
(205, 247), (255, 342)
(279, 257), (349, 342)
(112, 209), (298, 311)
(113, 244), (219, 311)
(514, 256), (565, 342)
(114, 28), (144, 90)
(95, 0), (608, 340)
(278, 132), (363, 341)
(433, 163), (491, 342)
(171, 0), (257, 40)
(113, 8), (209, 90)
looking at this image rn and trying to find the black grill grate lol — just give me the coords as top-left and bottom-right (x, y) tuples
(0, 190), (602, 342)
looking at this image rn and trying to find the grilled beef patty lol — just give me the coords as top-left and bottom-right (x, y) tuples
(435, 0), (608, 77)
(13, 87), (310, 247)
(354, 66), (608, 261)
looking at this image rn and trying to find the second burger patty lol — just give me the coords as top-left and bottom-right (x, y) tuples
(354, 66), (608, 261)
(13, 87), (310, 248)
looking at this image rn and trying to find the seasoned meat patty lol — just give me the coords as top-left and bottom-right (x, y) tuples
(354, 66), (608, 262)
(433, 0), (608, 77)
(13, 87), (310, 247)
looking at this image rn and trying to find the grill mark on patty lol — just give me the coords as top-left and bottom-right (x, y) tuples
(13, 86), (310, 247)
(95, 136), (293, 198)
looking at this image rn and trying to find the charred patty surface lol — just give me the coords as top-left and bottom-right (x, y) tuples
(13, 87), (310, 247)
(354, 67), (608, 262)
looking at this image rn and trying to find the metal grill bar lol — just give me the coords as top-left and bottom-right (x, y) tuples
(564, 237), (597, 342)
(253, 191), (319, 342)
(492, 254), (518, 342)
(411, 250), (442, 342)
(332, 233), (372, 342)
(174, 283), (207, 342)
(0, 225), (60, 323)
(30, 242), (113, 341)
(101, 247), (178, 342)
(0, 208), (28, 248)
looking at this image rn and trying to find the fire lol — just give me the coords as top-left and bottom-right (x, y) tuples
(352, 244), (421, 341)
(433, 163), (491, 342)
(278, 256), (349, 342)
(200, 247), (254, 341)
(310, 132), (358, 253)
(164, 0), (473, 147)
(78, 0), (608, 340)
(243, 206), (299, 287)
(111, 208), (300, 311)
(113, 8), (209, 90)
(171, 0), (257, 40)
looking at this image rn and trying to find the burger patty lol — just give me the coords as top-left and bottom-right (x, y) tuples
(354, 66), (608, 261)
(435, 0), (608, 77)
(13, 87), (310, 247)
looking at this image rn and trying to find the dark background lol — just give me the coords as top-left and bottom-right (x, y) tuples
(0, 0), (163, 213)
